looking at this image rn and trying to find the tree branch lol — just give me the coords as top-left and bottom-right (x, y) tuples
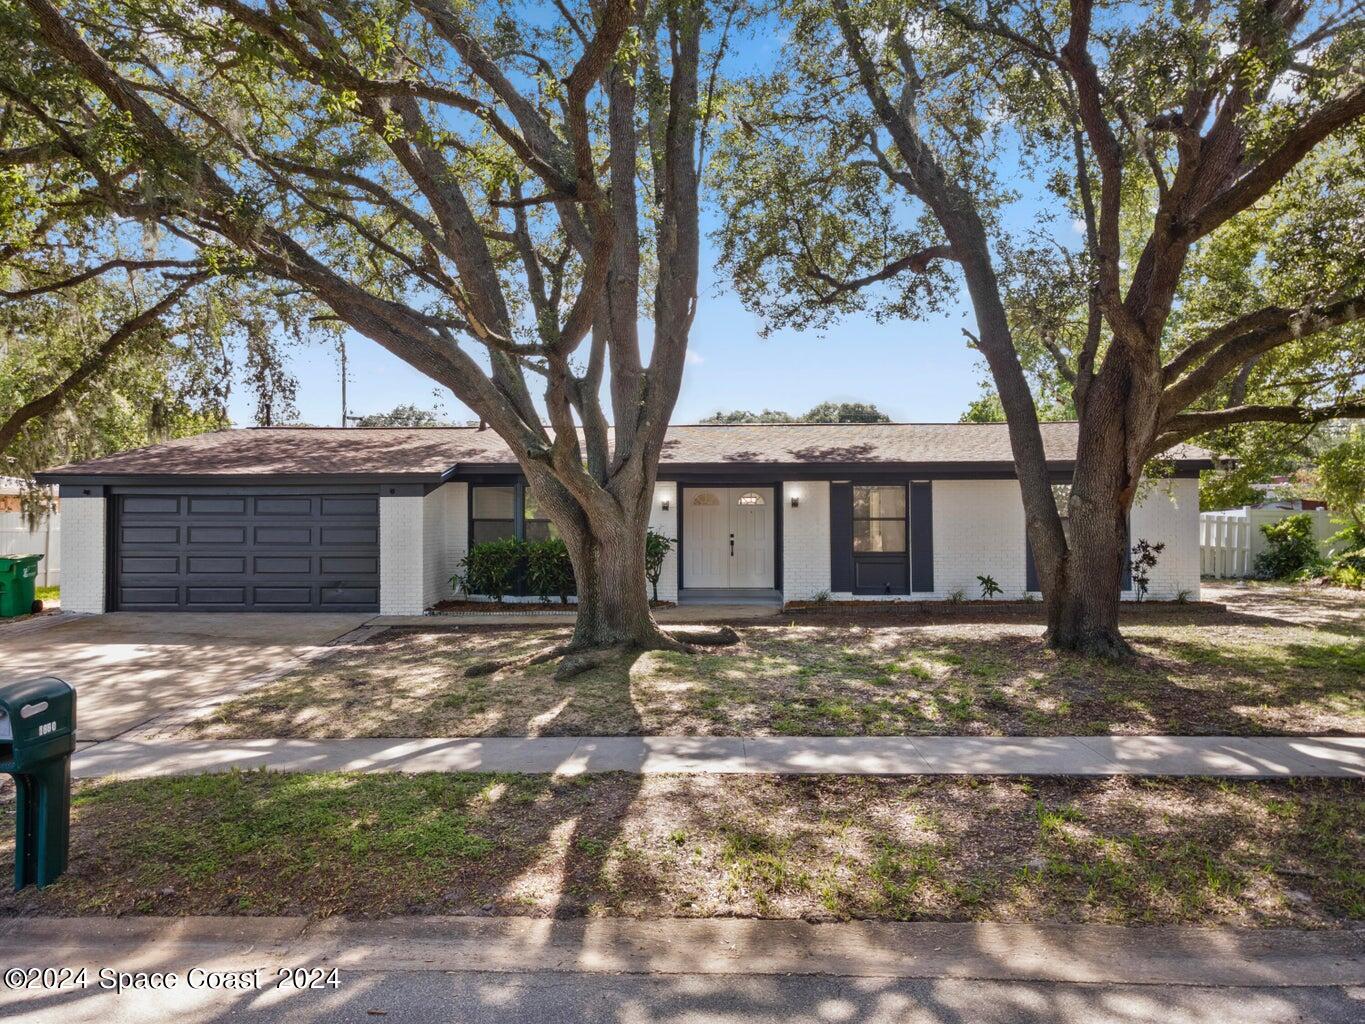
(1180, 83), (1365, 242)
(812, 244), (957, 304)
(0, 273), (209, 454)
(1156, 399), (1365, 451)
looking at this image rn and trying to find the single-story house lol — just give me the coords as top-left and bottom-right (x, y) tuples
(36, 422), (1211, 615)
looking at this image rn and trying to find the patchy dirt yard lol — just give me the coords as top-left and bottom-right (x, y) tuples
(183, 583), (1363, 739)
(1, 773), (1357, 927)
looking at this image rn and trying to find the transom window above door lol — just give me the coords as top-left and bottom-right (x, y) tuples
(737, 492), (766, 506)
(853, 484), (907, 553)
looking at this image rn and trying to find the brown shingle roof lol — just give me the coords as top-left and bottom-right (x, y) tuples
(37, 423), (1212, 480)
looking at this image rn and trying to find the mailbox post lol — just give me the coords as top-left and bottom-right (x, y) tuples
(0, 677), (76, 889)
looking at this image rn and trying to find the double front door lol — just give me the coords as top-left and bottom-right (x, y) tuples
(683, 486), (774, 589)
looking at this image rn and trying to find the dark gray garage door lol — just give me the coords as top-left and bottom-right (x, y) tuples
(112, 491), (380, 611)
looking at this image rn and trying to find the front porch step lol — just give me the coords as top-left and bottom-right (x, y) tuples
(678, 588), (783, 606)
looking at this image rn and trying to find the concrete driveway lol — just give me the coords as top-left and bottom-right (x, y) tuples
(0, 613), (367, 741)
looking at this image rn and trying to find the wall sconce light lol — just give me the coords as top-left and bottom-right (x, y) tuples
(661, 498), (671, 511)
(790, 495), (800, 509)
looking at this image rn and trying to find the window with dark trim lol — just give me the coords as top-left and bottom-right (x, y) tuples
(470, 485), (515, 545)
(523, 490), (558, 542)
(853, 485), (907, 553)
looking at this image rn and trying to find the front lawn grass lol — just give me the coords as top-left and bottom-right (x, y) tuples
(1, 773), (1358, 926)
(183, 596), (1364, 738)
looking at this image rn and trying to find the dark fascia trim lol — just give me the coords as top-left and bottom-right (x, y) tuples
(444, 461), (1209, 481)
(57, 484), (106, 499)
(39, 472), (445, 488)
(657, 461), (1211, 479)
(40, 457), (1211, 490)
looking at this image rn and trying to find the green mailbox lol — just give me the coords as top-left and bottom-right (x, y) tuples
(0, 676), (76, 889)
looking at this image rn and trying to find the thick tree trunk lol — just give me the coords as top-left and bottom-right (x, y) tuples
(566, 510), (669, 650)
(1045, 396), (1135, 659)
(1046, 508), (1131, 659)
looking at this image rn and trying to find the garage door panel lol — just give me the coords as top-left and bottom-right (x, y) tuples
(118, 586), (180, 606)
(320, 556), (378, 574)
(254, 525), (313, 545)
(119, 556), (179, 575)
(253, 586), (315, 606)
(186, 586), (247, 606)
(187, 556), (247, 574)
(320, 525), (377, 545)
(321, 496), (378, 516)
(254, 496), (314, 516)
(121, 496), (181, 515)
(321, 584), (378, 607)
(255, 555), (313, 574)
(113, 490), (380, 612)
(187, 526), (247, 545)
(187, 496), (247, 515)
(121, 525), (179, 544)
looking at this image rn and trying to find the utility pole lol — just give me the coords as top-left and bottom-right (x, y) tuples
(339, 337), (347, 427)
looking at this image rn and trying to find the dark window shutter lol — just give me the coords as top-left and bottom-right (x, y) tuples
(1121, 516), (1132, 590)
(830, 483), (853, 592)
(910, 481), (934, 592)
(1025, 535), (1039, 592)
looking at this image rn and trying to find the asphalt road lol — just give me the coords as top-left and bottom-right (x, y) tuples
(3, 970), (1363, 1023)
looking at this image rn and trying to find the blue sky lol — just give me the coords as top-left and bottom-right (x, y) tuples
(224, 14), (998, 428)
(233, 260), (986, 427)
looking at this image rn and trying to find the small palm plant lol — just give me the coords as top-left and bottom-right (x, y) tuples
(977, 574), (1003, 600)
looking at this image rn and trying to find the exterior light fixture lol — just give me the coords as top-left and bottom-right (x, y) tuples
(661, 498), (671, 511)
(790, 495), (800, 508)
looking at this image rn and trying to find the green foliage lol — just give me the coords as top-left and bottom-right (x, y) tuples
(701, 401), (892, 424)
(976, 574), (1002, 600)
(354, 404), (452, 428)
(1128, 539), (1166, 601)
(801, 401), (891, 424)
(525, 537), (575, 604)
(645, 529), (675, 602)
(1325, 550), (1365, 590)
(1313, 427), (1365, 538)
(454, 538), (525, 603)
(1254, 514), (1324, 580)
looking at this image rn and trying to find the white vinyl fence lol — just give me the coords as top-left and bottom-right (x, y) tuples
(0, 510), (59, 587)
(1199, 506), (1340, 579)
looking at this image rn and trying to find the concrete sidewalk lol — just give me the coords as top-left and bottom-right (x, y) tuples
(2, 915), (1361, 987)
(71, 733), (1365, 780)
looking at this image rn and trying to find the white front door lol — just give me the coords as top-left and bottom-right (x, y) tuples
(683, 487), (774, 589)
(731, 489), (773, 587)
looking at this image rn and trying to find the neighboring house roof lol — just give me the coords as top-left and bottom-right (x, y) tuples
(36, 423), (1214, 483)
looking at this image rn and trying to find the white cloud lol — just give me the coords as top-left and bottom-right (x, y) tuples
(1071, 218), (1087, 234)
(686, 350), (705, 365)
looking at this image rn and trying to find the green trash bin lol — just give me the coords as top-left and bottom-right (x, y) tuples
(0, 554), (43, 618)
(0, 676), (76, 890)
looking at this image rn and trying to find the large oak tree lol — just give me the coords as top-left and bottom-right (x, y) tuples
(717, 0), (1365, 655)
(13, 0), (735, 670)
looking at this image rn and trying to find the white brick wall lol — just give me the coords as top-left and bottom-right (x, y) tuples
(648, 482), (679, 603)
(934, 479), (1030, 599)
(421, 486), (445, 608)
(782, 480), (831, 600)
(440, 481), (468, 600)
(777, 476), (1201, 604)
(1129, 477), (1200, 600)
(372, 472), (1202, 615)
(58, 494), (106, 614)
(379, 493), (426, 615)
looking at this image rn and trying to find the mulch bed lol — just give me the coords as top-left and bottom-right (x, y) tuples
(431, 599), (676, 613)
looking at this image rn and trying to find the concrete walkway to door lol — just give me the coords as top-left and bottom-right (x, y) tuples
(0, 613), (368, 741)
